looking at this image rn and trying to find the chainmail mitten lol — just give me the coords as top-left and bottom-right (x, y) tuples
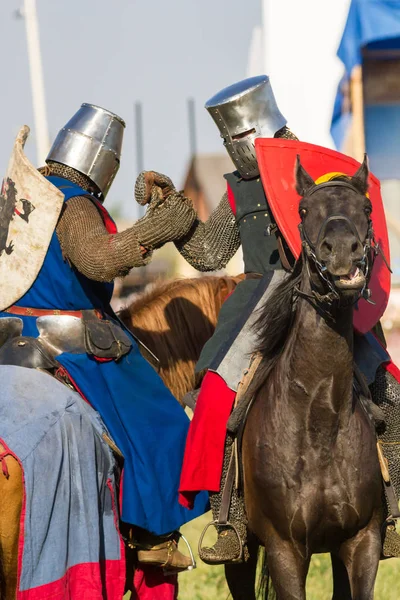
(57, 196), (152, 282)
(134, 171), (175, 206)
(133, 191), (197, 250)
(175, 192), (241, 272)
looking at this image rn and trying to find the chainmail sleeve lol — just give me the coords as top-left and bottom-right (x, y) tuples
(56, 196), (152, 282)
(175, 192), (241, 272)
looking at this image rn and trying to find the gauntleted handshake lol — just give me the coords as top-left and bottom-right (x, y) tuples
(133, 171), (197, 250)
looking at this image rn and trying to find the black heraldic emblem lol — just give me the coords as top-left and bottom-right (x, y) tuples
(0, 177), (35, 257)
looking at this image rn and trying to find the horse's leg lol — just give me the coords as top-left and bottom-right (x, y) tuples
(335, 516), (381, 600)
(264, 536), (309, 600)
(0, 446), (23, 600)
(225, 535), (259, 600)
(331, 554), (352, 600)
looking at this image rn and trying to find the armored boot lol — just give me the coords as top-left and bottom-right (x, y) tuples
(129, 528), (195, 573)
(198, 434), (248, 565)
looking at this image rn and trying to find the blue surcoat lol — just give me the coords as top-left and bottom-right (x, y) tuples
(0, 176), (208, 534)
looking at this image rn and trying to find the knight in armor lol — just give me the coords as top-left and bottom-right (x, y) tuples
(0, 104), (209, 576)
(139, 75), (400, 564)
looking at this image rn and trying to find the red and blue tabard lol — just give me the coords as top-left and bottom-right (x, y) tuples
(255, 138), (391, 334)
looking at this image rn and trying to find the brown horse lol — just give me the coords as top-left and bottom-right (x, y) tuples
(120, 275), (240, 404)
(233, 157), (383, 600)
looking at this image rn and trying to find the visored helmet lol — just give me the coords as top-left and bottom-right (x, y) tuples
(205, 75), (286, 179)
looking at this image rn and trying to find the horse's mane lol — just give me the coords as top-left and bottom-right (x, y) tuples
(251, 258), (303, 391)
(119, 275), (240, 403)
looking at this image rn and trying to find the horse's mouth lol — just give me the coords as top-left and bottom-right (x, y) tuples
(332, 266), (366, 290)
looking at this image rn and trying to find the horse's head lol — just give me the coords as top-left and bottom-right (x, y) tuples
(295, 155), (373, 300)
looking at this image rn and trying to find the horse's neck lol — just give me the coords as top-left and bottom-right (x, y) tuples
(282, 277), (354, 424)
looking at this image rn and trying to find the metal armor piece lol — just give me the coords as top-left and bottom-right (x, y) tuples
(0, 317), (23, 347)
(46, 103), (126, 199)
(0, 126), (64, 311)
(205, 75), (286, 179)
(36, 315), (87, 355)
(36, 313), (132, 360)
(0, 337), (58, 371)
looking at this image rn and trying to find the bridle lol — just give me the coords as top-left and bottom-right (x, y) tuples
(295, 181), (390, 308)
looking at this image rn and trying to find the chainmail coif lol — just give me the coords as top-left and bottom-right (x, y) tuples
(174, 127), (298, 272)
(41, 161), (103, 199)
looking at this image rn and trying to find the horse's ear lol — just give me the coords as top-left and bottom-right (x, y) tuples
(295, 155), (314, 197)
(352, 154), (369, 195)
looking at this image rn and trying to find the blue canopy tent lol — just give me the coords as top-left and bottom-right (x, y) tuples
(331, 0), (400, 281)
(331, 0), (400, 152)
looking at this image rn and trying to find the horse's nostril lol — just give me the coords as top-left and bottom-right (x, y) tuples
(351, 242), (359, 253)
(323, 241), (333, 253)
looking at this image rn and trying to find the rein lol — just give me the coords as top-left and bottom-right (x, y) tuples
(295, 180), (389, 310)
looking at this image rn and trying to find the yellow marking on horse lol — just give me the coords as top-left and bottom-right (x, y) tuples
(315, 172), (348, 185)
(315, 172), (370, 197)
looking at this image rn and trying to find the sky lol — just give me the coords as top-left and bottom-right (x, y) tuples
(0, 0), (351, 219)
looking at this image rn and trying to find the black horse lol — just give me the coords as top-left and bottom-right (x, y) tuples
(226, 156), (383, 600)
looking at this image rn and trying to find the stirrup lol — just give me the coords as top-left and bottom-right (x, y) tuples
(163, 532), (197, 575)
(381, 517), (400, 559)
(198, 519), (243, 564)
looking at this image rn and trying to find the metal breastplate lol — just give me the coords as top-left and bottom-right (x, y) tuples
(224, 172), (281, 274)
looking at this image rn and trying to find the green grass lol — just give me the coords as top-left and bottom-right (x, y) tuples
(124, 513), (400, 598)
(177, 513), (400, 600)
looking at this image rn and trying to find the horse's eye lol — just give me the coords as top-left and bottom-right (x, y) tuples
(364, 206), (372, 217)
(300, 208), (307, 218)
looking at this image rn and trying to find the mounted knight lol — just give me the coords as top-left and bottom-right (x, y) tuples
(140, 75), (400, 568)
(0, 105), (209, 599)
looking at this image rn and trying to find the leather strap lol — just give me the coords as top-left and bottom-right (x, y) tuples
(219, 354), (264, 524)
(218, 449), (237, 525)
(5, 305), (102, 319)
(276, 233), (294, 272)
(377, 441), (400, 518)
(384, 483), (400, 519)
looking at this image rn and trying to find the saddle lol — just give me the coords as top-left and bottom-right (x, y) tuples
(0, 318), (58, 371)
(0, 336), (58, 371)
